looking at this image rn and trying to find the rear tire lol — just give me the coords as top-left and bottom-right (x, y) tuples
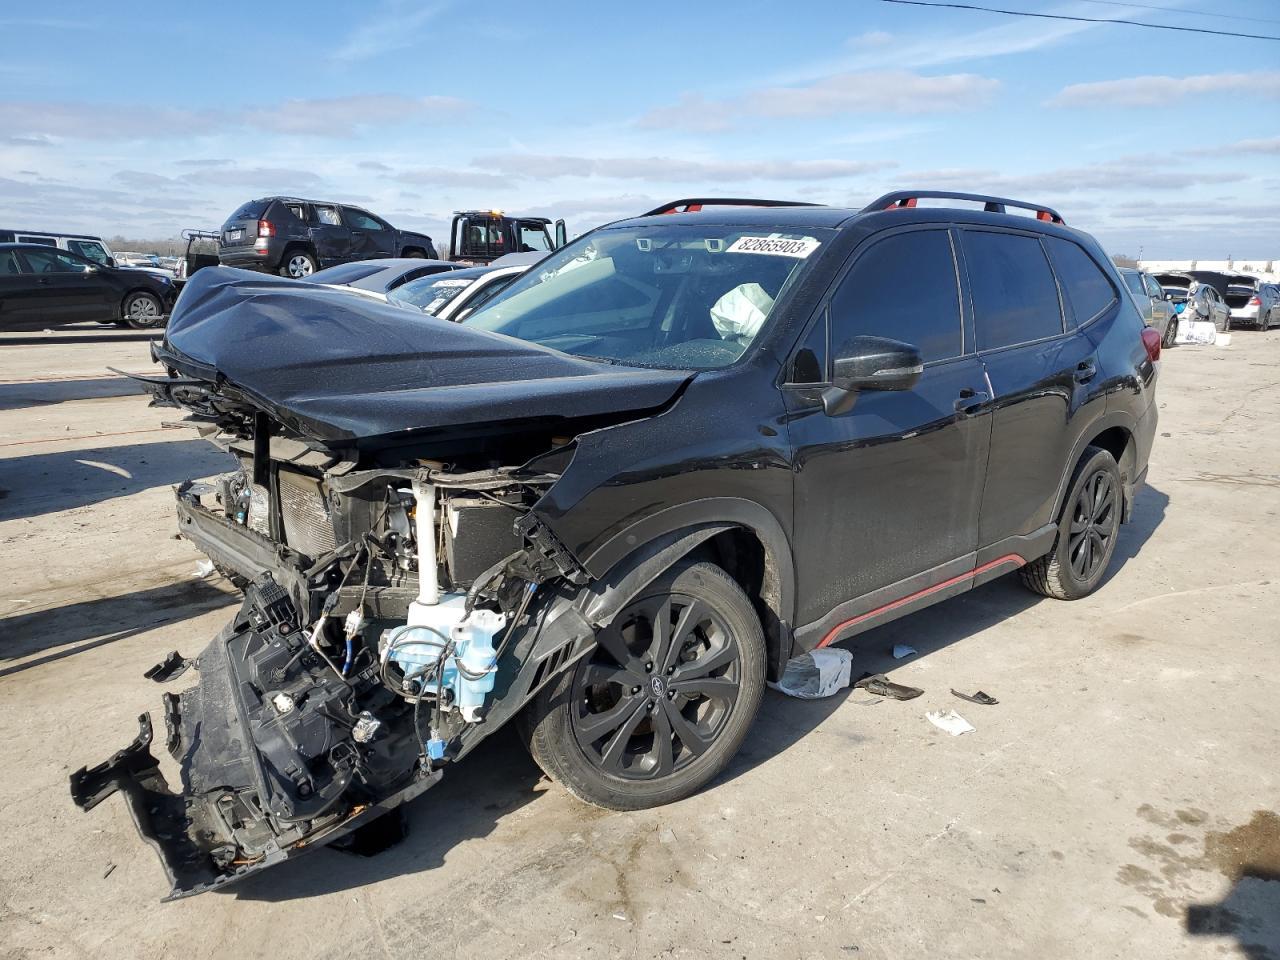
(520, 561), (765, 811)
(121, 291), (165, 329)
(1020, 446), (1122, 601)
(279, 251), (317, 279)
(1161, 317), (1177, 348)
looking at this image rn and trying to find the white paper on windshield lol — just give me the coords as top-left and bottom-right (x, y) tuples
(432, 278), (472, 287)
(727, 235), (820, 258)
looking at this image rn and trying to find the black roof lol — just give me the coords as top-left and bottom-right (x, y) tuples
(616, 190), (1074, 234)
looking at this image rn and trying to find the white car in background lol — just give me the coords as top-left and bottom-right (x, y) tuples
(385, 264), (530, 321)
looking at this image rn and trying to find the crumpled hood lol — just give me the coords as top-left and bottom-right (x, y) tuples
(158, 267), (692, 445)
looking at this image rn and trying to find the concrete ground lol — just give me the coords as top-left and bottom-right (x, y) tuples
(1, 323), (1276, 960)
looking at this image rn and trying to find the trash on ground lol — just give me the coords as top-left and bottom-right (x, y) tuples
(1175, 319), (1217, 345)
(769, 648), (852, 699)
(951, 688), (998, 706)
(853, 673), (924, 701)
(926, 709), (976, 736)
(193, 559), (215, 577)
(892, 643), (917, 659)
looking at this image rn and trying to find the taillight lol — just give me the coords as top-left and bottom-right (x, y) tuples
(1141, 326), (1161, 363)
(1250, 295), (1261, 306)
(258, 219), (274, 238)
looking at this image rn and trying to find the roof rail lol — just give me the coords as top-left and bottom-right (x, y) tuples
(642, 198), (822, 217)
(864, 190), (1065, 225)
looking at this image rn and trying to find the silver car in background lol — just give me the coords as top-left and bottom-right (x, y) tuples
(1225, 279), (1280, 331)
(1119, 267), (1177, 348)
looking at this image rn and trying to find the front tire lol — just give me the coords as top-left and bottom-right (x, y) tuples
(1161, 317), (1178, 349)
(121, 291), (165, 329)
(521, 561), (765, 811)
(279, 251), (317, 279)
(1020, 445), (1122, 600)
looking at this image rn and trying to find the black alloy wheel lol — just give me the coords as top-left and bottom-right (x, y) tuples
(1020, 445), (1123, 600)
(570, 591), (742, 780)
(1066, 469), (1119, 583)
(521, 561), (765, 810)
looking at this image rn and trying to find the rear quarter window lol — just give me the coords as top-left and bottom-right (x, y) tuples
(1044, 238), (1117, 325)
(962, 231), (1064, 350)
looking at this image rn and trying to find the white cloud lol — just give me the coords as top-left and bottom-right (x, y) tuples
(849, 30), (893, 48)
(394, 167), (510, 188)
(1185, 136), (1280, 157)
(332, 1), (447, 62)
(242, 95), (466, 136)
(0, 95), (468, 141)
(1050, 71), (1280, 107)
(639, 70), (998, 131)
(475, 153), (894, 183)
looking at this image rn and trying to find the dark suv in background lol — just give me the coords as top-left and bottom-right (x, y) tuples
(76, 190), (1159, 898)
(218, 197), (438, 278)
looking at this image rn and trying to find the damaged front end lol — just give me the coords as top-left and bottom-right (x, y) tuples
(72, 450), (605, 899)
(72, 268), (689, 898)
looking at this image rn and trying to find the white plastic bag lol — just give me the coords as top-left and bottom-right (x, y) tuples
(710, 283), (774, 343)
(768, 648), (853, 699)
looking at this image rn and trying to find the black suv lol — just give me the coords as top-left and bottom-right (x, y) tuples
(0, 243), (177, 329)
(74, 191), (1158, 898)
(218, 197), (438, 278)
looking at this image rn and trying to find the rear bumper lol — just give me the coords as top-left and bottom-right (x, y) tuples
(217, 245), (277, 270)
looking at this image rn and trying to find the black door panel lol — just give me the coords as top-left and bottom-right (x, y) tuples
(785, 226), (989, 631)
(978, 337), (1105, 544)
(786, 356), (992, 627)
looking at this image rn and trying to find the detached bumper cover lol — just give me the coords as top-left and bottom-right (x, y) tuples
(69, 585), (442, 900)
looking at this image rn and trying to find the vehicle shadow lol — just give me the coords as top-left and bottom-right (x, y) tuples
(232, 724), (545, 902)
(0, 438), (233, 521)
(0, 330), (162, 346)
(0, 576), (237, 673)
(1186, 868), (1280, 959)
(226, 484), (1170, 901)
(1099, 482), (1169, 590)
(0, 377), (146, 410)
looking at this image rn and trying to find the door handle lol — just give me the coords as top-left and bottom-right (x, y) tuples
(954, 387), (989, 413)
(1074, 360), (1098, 384)
(36, 277), (50, 285)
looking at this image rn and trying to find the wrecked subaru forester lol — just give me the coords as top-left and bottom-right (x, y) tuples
(72, 193), (1157, 898)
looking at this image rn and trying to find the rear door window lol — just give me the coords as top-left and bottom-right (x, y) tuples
(313, 205), (342, 226)
(962, 231), (1064, 350)
(828, 228), (963, 363)
(1044, 237), (1117, 325)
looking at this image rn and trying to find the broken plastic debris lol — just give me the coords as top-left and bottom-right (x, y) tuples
(853, 673), (924, 701)
(951, 688), (998, 706)
(768, 648), (853, 699)
(194, 559), (215, 577)
(892, 644), (917, 659)
(926, 709), (975, 736)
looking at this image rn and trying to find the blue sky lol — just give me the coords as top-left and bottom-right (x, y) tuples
(1, 0), (1277, 257)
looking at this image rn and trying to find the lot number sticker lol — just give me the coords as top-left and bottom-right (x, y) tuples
(727, 236), (820, 258)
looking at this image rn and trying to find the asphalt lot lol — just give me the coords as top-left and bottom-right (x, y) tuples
(0, 323), (1277, 960)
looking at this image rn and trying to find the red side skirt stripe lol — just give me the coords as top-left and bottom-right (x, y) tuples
(816, 554), (1026, 648)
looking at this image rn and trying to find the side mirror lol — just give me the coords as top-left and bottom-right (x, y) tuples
(106, 257), (117, 268)
(822, 335), (923, 416)
(1163, 291), (1173, 301)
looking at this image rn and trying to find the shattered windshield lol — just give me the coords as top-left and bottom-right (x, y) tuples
(460, 223), (830, 369)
